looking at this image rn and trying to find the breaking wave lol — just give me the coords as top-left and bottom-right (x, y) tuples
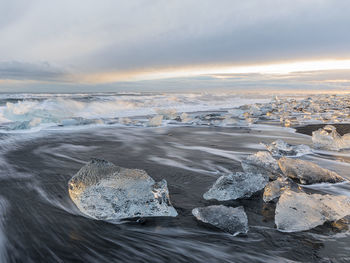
(0, 93), (269, 132)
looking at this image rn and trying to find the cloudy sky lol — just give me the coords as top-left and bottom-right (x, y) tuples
(1, 0), (350, 92)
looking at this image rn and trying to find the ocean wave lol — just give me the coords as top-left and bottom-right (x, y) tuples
(0, 93), (269, 132)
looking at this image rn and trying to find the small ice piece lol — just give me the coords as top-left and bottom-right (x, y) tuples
(203, 172), (268, 201)
(241, 151), (281, 180)
(155, 108), (177, 119)
(264, 140), (312, 157)
(9, 118), (42, 130)
(228, 109), (245, 119)
(119, 117), (133, 125)
(28, 117), (42, 127)
(192, 205), (248, 235)
(248, 104), (263, 117)
(312, 125), (350, 150)
(61, 118), (79, 126)
(275, 190), (350, 232)
(68, 159), (177, 221)
(278, 157), (346, 184)
(221, 115), (238, 126)
(147, 115), (163, 127)
(263, 177), (297, 202)
(180, 112), (192, 123)
(244, 116), (258, 124)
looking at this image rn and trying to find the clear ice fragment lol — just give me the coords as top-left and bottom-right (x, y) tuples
(68, 159), (177, 221)
(275, 190), (350, 232)
(241, 151), (281, 180)
(147, 115), (163, 127)
(203, 172), (268, 201)
(264, 140), (312, 157)
(263, 177), (298, 202)
(312, 125), (350, 151)
(278, 157), (345, 184)
(192, 205), (248, 235)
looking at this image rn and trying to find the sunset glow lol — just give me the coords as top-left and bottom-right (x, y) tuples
(78, 59), (350, 84)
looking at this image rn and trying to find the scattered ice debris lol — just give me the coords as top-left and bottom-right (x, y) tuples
(192, 205), (248, 235)
(263, 177), (298, 202)
(312, 125), (350, 151)
(278, 157), (346, 185)
(275, 190), (350, 232)
(235, 94), (350, 127)
(4, 94), (350, 131)
(263, 140), (312, 157)
(241, 151), (281, 180)
(146, 115), (163, 127)
(68, 159), (177, 221)
(203, 172), (268, 201)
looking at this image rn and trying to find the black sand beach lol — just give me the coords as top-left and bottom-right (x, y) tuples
(0, 124), (350, 262)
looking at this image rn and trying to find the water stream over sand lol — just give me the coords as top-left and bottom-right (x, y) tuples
(0, 93), (350, 262)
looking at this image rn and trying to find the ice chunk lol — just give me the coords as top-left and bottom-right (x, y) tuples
(68, 159), (177, 221)
(278, 157), (345, 184)
(28, 117), (42, 127)
(203, 172), (268, 201)
(275, 190), (350, 232)
(241, 151), (281, 180)
(228, 109), (245, 119)
(119, 117), (133, 125)
(264, 140), (311, 157)
(8, 117), (43, 130)
(263, 177), (299, 202)
(155, 108), (177, 119)
(248, 104), (263, 117)
(61, 118), (79, 126)
(221, 114), (238, 126)
(312, 125), (350, 150)
(180, 112), (192, 123)
(192, 205), (248, 235)
(147, 115), (163, 127)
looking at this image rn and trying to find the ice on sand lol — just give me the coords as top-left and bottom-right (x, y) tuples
(192, 205), (248, 235)
(147, 115), (163, 127)
(263, 177), (300, 202)
(278, 157), (345, 184)
(264, 139), (311, 157)
(68, 159), (177, 221)
(241, 151), (281, 180)
(203, 172), (268, 201)
(312, 125), (350, 151)
(275, 190), (350, 232)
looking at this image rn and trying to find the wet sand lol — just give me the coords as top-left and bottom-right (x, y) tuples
(0, 125), (350, 262)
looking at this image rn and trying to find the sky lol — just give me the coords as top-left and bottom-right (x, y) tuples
(0, 0), (350, 92)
